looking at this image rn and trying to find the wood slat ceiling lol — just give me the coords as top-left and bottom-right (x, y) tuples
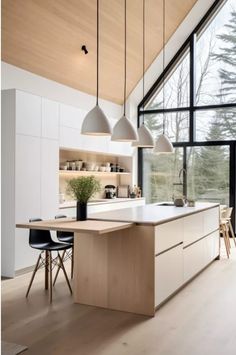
(2, 0), (197, 104)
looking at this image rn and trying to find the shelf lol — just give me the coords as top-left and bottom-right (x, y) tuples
(59, 170), (131, 176)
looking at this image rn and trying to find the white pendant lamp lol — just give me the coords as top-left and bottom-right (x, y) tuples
(132, 122), (154, 148)
(111, 0), (138, 142)
(153, 0), (174, 154)
(154, 133), (174, 153)
(81, 0), (112, 136)
(132, 0), (154, 148)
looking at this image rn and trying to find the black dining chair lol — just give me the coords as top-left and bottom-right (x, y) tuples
(53, 214), (74, 286)
(26, 218), (72, 303)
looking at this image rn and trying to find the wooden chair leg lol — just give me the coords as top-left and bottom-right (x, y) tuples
(222, 226), (230, 258)
(53, 250), (66, 286)
(225, 225), (231, 252)
(228, 221), (236, 247)
(26, 253), (41, 297)
(58, 252), (72, 294)
(49, 251), (53, 303)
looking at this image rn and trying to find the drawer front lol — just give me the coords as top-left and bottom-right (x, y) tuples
(183, 212), (204, 247)
(155, 245), (183, 307)
(203, 230), (220, 264)
(203, 207), (219, 235)
(184, 239), (205, 283)
(183, 230), (219, 283)
(155, 219), (184, 254)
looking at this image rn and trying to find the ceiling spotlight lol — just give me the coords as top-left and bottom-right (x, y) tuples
(81, 45), (88, 54)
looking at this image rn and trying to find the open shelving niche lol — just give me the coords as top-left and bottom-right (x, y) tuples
(59, 148), (134, 200)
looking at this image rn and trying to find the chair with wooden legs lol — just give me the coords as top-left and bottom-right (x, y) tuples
(220, 221), (230, 258)
(26, 218), (72, 303)
(53, 214), (74, 286)
(223, 207), (236, 247)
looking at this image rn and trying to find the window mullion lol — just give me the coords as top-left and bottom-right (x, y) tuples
(190, 33), (196, 143)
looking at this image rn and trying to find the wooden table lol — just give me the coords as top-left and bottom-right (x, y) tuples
(16, 218), (134, 308)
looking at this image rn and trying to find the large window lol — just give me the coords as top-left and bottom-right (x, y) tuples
(138, 0), (236, 229)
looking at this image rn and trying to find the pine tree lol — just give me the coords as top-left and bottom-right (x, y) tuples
(211, 9), (236, 139)
(194, 117), (229, 202)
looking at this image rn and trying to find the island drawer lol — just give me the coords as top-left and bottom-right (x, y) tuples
(183, 212), (204, 247)
(155, 219), (184, 254)
(155, 244), (183, 307)
(203, 207), (219, 236)
(183, 230), (219, 282)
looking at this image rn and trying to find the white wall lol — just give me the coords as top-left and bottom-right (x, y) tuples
(1, 62), (122, 119)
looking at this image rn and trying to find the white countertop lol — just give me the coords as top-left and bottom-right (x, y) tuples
(60, 197), (145, 209)
(89, 202), (219, 226)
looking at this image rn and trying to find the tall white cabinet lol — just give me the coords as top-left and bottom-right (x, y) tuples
(1, 89), (135, 277)
(1, 89), (59, 277)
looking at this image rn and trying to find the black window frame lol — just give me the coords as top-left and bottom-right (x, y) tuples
(138, 0), (236, 230)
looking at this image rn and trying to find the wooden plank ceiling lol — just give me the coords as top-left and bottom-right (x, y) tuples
(2, 0), (197, 104)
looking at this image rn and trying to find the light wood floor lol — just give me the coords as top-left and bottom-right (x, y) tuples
(2, 243), (236, 355)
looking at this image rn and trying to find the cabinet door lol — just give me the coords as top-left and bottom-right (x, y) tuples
(16, 90), (41, 137)
(15, 134), (41, 271)
(42, 98), (59, 139)
(155, 219), (183, 254)
(204, 207), (219, 236)
(183, 240), (205, 283)
(203, 230), (220, 265)
(155, 245), (183, 307)
(183, 212), (204, 247)
(60, 103), (84, 129)
(41, 138), (59, 219)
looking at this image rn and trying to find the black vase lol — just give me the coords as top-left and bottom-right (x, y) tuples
(76, 202), (87, 221)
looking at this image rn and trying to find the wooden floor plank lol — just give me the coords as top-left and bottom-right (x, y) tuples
(2, 243), (236, 355)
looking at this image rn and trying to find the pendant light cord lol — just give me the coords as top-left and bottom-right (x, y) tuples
(142, 0), (145, 124)
(96, 0), (99, 106)
(123, 0), (127, 116)
(162, 0), (165, 134)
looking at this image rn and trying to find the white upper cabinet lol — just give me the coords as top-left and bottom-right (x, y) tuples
(16, 90), (41, 137)
(41, 138), (59, 219)
(60, 103), (83, 130)
(42, 98), (59, 139)
(15, 134), (41, 222)
(59, 103), (133, 156)
(59, 103), (109, 153)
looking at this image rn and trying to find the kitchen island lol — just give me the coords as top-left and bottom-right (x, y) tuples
(17, 203), (220, 317)
(81, 202), (220, 316)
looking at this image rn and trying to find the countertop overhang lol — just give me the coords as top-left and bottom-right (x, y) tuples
(16, 219), (133, 235)
(89, 202), (219, 226)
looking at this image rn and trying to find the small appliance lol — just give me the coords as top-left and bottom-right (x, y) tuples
(105, 185), (116, 199)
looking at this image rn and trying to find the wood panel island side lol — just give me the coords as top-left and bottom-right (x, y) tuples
(17, 203), (220, 317)
(86, 203), (220, 316)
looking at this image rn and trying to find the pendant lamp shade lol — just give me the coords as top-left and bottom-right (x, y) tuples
(153, 134), (174, 153)
(132, 123), (154, 147)
(111, 0), (138, 142)
(111, 115), (138, 142)
(133, 0), (154, 148)
(81, 0), (112, 136)
(81, 105), (111, 136)
(154, 0), (173, 153)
